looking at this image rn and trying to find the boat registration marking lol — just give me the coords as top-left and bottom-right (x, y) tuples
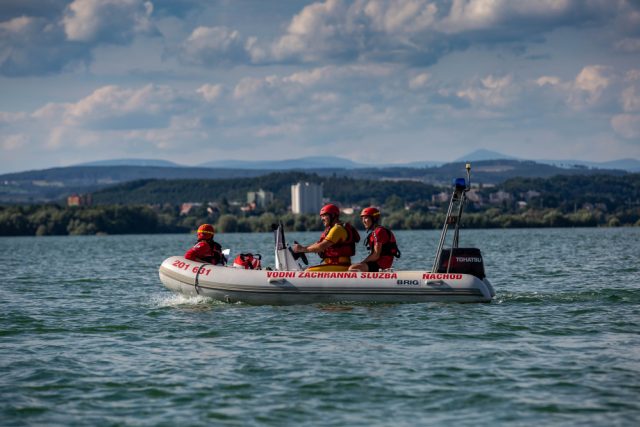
(171, 259), (211, 276)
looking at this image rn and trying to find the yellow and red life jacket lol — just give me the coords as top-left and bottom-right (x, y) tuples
(317, 222), (360, 263)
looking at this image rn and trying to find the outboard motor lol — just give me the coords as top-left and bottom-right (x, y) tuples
(437, 248), (486, 279)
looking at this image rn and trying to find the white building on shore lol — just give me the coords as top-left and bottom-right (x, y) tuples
(291, 182), (323, 214)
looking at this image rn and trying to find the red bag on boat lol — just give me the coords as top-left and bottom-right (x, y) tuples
(232, 253), (262, 270)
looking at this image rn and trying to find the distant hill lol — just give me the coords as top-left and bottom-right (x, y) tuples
(49, 153), (640, 172)
(75, 158), (183, 167)
(539, 158), (640, 172)
(198, 156), (370, 169)
(90, 172), (440, 206)
(0, 159), (629, 204)
(0, 166), (273, 203)
(454, 149), (517, 162)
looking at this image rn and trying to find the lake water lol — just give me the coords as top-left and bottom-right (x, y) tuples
(1, 228), (639, 426)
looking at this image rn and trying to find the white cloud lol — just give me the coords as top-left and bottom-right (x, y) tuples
(0, 15), (36, 34)
(621, 85), (640, 112)
(62, 84), (180, 129)
(32, 103), (68, 121)
(363, 0), (437, 34)
(197, 84), (223, 102)
(233, 76), (278, 100)
(0, 15), (89, 76)
(2, 1), (640, 175)
(1, 133), (27, 150)
(409, 72), (430, 89)
(439, 0), (580, 33)
(614, 37), (640, 53)
(46, 126), (68, 149)
(456, 74), (515, 108)
(255, 123), (302, 138)
(0, 111), (27, 124)
(535, 76), (561, 87)
(250, 0), (639, 67)
(568, 65), (613, 109)
(63, 0), (155, 43)
(0, 0), (158, 76)
(311, 92), (339, 103)
(611, 114), (640, 139)
(268, 0), (444, 64)
(180, 26), (249, 66)
(625, 70), (640, 82)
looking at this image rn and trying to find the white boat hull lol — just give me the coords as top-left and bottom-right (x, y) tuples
(159, 256), (495, 305)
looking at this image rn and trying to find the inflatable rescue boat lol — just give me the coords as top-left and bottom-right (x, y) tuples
(159, 164), (495, 305)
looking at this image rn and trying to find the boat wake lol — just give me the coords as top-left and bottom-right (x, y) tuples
(150, 293), (217, 308)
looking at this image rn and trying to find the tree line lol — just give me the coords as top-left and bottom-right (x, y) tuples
(0, 172), (638, 236)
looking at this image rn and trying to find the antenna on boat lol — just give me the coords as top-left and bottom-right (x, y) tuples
(432, 163), (471, 273)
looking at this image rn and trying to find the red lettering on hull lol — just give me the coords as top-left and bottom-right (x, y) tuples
(421, 273), (463, 280)
(297, 272), (359, 279)
(360, 272), (398, 279)
(266, 271), (296, 278)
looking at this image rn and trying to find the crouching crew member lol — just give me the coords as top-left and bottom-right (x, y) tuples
(293, 203), (360, 271)
(349, 207), (400, 272)
(184, 223), (227, 265)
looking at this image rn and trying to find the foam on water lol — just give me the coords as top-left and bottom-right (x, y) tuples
(149, 293), (215, 308)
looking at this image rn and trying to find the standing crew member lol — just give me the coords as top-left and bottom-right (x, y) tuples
(293, 203), (360, 271)
(184, 224), (227, 265)
(349, 207), (400, 272)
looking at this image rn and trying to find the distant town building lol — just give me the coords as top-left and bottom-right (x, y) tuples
(489, 190), (512, 204)
(522, 190), (541, 200)
(180, 202), (202, 215)
(247, 189), (274, 209)
(291, 182), (323, 214)
(466, 189), (483, 204)
(67, 193), (92, 207)
(431, 192), (450, 203)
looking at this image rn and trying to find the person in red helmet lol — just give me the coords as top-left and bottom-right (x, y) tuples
(349, 207), (400, 272)
(184, 224), (227, 265)
(293, 203), (360, 271)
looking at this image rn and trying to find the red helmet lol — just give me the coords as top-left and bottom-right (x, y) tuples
(319, 203), (340, 216)
(360, 207), (380, 218)
(197, 223), (215, 240)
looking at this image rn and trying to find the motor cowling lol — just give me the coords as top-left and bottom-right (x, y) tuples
(438, 248), (485, 279)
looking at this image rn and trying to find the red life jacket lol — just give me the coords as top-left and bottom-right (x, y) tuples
(317, 222), (360, 263)
(233, 253), (262, 269)
(365, 226), (401, 258)
(205, 240), (226, 265)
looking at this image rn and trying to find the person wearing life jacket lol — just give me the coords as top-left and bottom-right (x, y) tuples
(349, 207), (400, 272)
(184, 224), (227, 265)
(293, 203), (360, 271)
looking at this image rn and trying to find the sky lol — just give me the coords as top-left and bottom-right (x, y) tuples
(1, 0), (639, 174)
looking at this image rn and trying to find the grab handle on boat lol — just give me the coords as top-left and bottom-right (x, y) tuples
(194, 263), (211, 294)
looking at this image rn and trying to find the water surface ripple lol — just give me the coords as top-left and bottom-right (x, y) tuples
(1, 228), (639, 426)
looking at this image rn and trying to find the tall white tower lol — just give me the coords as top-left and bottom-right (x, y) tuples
(291, 182), (323, 214)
